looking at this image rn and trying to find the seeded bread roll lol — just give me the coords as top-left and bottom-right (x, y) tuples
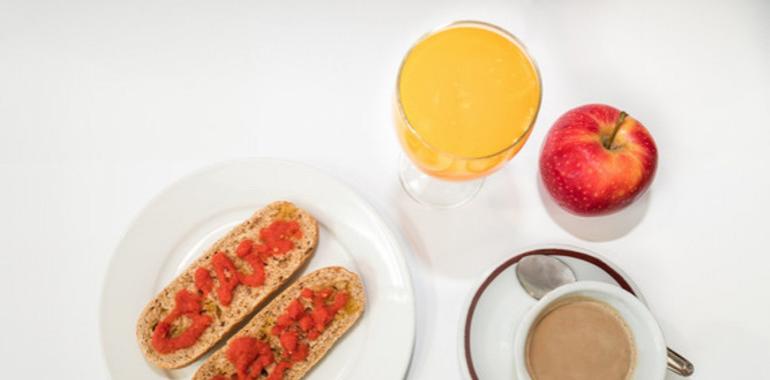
(136, 201), (318, 369)
(193, 266), (365, 380)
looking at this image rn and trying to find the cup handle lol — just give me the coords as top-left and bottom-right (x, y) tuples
(667, 347), (694, 377)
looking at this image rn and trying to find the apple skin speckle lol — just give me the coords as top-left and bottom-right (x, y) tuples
(539, 104), (658, 216)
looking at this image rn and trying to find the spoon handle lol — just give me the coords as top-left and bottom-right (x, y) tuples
(667, 347), (694, 376)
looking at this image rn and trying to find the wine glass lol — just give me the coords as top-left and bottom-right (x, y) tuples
(394, 21), (541, 207)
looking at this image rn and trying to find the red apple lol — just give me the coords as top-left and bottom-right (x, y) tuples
(539, 104), (658, 216)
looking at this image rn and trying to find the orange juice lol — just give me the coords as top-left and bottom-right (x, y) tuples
(396, 22), (541, 180)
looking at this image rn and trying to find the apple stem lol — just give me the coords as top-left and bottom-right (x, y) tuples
(605, 111), (628, 150)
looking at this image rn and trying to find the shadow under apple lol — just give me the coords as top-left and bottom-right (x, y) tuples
(537, 173), (651, 242)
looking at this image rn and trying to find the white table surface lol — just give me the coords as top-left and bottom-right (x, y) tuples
(1, 0), (769, 378)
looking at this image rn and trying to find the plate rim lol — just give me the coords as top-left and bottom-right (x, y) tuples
(98, 157), (416, 379)
(461, 245), (641, 380)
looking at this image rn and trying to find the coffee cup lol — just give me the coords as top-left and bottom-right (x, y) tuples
(513, 281), (667, 380)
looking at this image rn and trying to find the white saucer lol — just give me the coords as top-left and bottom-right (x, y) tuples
(461, 247), (645, 380)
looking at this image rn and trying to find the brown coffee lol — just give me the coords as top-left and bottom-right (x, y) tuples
(525, 297), (636, 380)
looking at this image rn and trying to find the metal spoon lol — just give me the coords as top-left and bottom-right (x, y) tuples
(515, 254), (695, 377)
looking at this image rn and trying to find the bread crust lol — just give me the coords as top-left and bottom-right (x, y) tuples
(192, 266), (366, 380)
(136, 201), (319, 369)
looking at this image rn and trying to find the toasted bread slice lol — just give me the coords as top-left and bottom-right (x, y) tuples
(136, 201), (319, 369)
(193, 266), (365, 380)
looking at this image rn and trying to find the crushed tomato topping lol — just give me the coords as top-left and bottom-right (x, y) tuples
(151, 220), (302, 355)
(150, 290), (213, 354)
(210, 286), (350, 380)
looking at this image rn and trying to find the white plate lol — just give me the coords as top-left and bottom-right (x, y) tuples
(460, 246), (645, 380)
(100, 158), (415, 380)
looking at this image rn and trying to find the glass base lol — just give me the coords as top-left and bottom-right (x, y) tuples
(399, 155), (484, 208)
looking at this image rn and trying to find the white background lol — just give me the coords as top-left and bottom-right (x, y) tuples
(1, 0), (769, 378)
